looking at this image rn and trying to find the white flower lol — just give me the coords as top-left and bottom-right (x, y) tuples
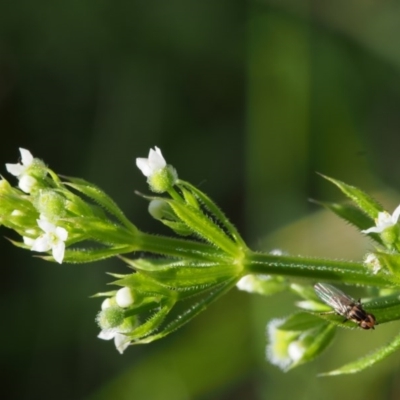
(266, 318), (297, 371)
(136, 146), (166, 177)
(5, 148), (36, 193)
(23, 236), (35, 246)
(236, 275), (256, 292)
(115, 287), (134, 308)
(364, 253), (382, 274)
(98, 328), (130, 354)
(101, 298), (112, 310)
(18, 174), (37, 193)
(29, 216), (68, 264)
(287, 341), (306, 362)
(362, 205), (400, 234)
(6, 148), (34, 176)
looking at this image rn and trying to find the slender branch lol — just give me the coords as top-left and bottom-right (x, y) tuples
(245, 251), (393, 287)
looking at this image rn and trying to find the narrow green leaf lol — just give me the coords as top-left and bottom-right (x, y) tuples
(121, 257), (187, 271)
(6, 238), (29, 249)
(373, 252), (400, 282)
(246, 251), (395, 287)
(133, 278), (237, 344)
(135, 232), (229, 262)
(289, 323), (336, 370)
(115, 272), (173, 298)
(178, 180), (247, 248)
(123, 299), (162, 317)
(180, 186), (199, 209)
(167, 200), (239, 256)
(320, 174), (383, 219)
(121, 257), (238, 291)
(312, 312), (362, 329)
(320, 331), (400, 376)
(128, 298), (175, 340)
(69, 216), (136, 245)
(364, 291), (400, 324)
(41, 246), (134, 263)
(62, 187), (100, 218)
(278, 312), (325, 331)
(158, 219), (193, 236)
(63, 177), (136, 231)
(91, 291), (117, 298)
(145, 263), (238, 291)
(290, 283), (320, 301)
(315, 200), (383, 246)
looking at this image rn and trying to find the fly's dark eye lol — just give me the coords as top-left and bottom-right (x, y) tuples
(360, 314), (376, 330)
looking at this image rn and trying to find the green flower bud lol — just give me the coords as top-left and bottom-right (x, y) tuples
(96, 305), (125, 330)
(148, 199), (192, 236)
(148, 199), (175, 220)
(34, 189), (66, 220)
(147, 166), (178, 193)
(267, 315), (336, 371)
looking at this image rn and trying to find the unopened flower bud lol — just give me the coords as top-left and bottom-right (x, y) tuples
(35, 190), (66, 220)
(101, 298), (113, 310)
(148, 199), (173, 220)
(116, 287), (134, 308)
(97, 306), (125, 330)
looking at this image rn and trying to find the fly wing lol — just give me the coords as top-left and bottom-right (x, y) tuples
(314, 283), (355, 315)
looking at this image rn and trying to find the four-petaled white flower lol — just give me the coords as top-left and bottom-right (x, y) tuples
(5, 148), (36, 193)
(97, 299), (131, 354)
(27, 216), (68, 264)
(98, 328), (131, 354)
(136, 146), (166, 177)
(362, 205), (400, 234)
(364, 253), (382, 274)
(6, 148), (33, 176)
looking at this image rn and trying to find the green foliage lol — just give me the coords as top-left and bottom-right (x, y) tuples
(319, 331), (400, 376)
(3, 149), (400, 377)
(319, 174), (384, 219)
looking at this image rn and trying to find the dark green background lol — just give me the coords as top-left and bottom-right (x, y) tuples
(2, 1), (400, 399)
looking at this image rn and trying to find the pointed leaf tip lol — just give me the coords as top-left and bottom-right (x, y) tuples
(319, 174), (383, 219)
(319, 330), (400, 376)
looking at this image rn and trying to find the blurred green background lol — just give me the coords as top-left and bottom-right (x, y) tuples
(2, 1), (400, 399)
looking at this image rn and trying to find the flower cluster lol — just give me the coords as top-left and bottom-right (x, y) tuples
(90, 146), (248, 351)
(1, 149), (68, 263)
(4, 147), (400, 375)
(1, 146), (248, 354)
(1, 148), (139, 264)
(266, 315), (335, 371)
(97, 287), (135, 354)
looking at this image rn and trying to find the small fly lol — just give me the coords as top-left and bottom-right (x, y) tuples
(314, 283), (376, 330)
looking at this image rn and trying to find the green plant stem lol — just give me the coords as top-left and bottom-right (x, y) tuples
(245, 251), (394, 287)
(168, 186), (183, 202)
